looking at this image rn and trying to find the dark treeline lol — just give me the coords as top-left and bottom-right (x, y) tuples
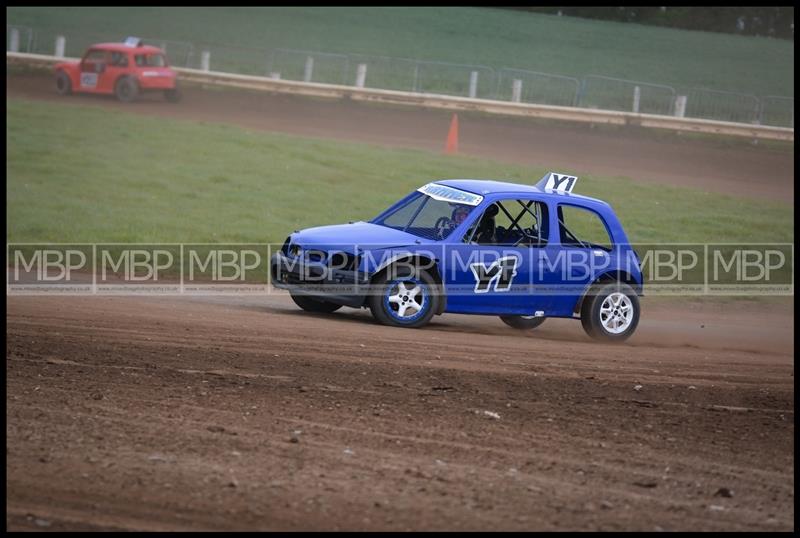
(500, 7), (794, 40)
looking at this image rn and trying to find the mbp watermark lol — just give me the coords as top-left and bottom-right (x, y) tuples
(6, 242), (794, 297)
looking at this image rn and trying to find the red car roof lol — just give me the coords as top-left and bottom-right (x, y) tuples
(89, 43), (165, 54)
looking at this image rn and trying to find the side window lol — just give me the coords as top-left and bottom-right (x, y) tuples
(135, 54), (166, 67)
(110, 51), (129, 67)
(557, 205), (613, 250)
(82, 50), (109, 73)
(84, 50), (107, 62)
(149, 54), (166, 67)
(464, 199), (548, 247)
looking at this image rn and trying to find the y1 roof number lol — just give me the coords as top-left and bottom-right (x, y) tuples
(537, 172), (578, 194)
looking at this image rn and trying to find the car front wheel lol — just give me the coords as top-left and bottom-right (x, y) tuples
(580, 281), (640, 343)
(55, 70), (72, 95)
(369, 266), (440, 328)
(115, 76), (139, 102)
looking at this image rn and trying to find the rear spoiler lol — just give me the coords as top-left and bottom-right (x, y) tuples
(534, 172), (578, 193)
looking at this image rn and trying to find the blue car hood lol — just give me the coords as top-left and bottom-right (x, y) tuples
(291, 221), (424, 250)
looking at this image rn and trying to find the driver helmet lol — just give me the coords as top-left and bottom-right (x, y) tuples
(452, 205), (471, 226)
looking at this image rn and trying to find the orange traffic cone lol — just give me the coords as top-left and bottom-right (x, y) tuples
(445, 113), (459, 154)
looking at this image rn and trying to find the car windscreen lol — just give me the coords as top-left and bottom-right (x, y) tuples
(135, 54), (167, 67)
(372, 191), (477, 241)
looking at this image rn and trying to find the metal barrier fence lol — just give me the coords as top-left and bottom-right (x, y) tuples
(186, 44), (269, 76)
(495, 68), (580, 107)
(578, 75), (676, 116)
(345, 53), (421, 91)
(681, 87), (760, 124)
(147, 39), (194, 70)
(8, 26), (793, 129)
(24, 27), (195, 69)
(269, 48), (350, 84)
(414, 60), (495, 99)
(7, 25), (34, 53)
(759, 95), (794, 128)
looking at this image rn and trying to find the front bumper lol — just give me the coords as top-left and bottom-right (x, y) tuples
(270, 252), (370, 308)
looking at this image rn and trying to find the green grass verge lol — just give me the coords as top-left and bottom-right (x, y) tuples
(8, 7), (794, 97)
(6, 98), (793, 247)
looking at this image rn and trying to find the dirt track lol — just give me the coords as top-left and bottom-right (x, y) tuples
(6, 294), (794, 531)
(6, 71), (794, 201)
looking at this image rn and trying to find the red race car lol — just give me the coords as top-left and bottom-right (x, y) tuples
(54, 37), (181, 103)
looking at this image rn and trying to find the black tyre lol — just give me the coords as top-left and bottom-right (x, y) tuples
(164, 88), (181, 103)
(369, 265), (440, 329)
(55, 70), (72, 95)
(580, 281), (640, 343)
(114, 76), (139, 102)
(500, 315), (546, 330)
(290, 292), (342, 313)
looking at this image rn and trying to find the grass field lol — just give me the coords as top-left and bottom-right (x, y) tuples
(6, 98), (793, 247)
(7, 7), (794, 98)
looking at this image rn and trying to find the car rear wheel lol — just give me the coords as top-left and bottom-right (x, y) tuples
(580, 281), (640, 343)
(55, 70), (71, 95)
(164, 88), (181, 103)
(369, 266), (440, 329)
(500, 315), (546, 330)
(115, 76), (139, 102)
(290, 292), (342, 313)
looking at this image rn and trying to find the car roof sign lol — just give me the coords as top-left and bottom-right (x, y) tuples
(417, 183), (484, 206)
(123, 37), (143, 47)
(534, 172), (578, 194)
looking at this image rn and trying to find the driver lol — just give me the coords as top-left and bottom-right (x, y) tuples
(436, 204), (472, 239)
(452, 205), (470, 226)
(474, 203), (499, 244)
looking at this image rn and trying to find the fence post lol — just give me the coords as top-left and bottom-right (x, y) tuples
(632, 85), (641, 113)
(469, 71), (479, 98)
(511, 79), (522, 103)
(674, 95), (687, 118)
(9, 28), (20, 52)
(55, 35), (66, 58)
(200, 50), (210, 72)
(753, 98), (762, 125)
(304, 56), (314, 83)
(355, 63), (367, 88)
(185, 45), (196, 69)
(412, 63), (420, 92)
(576, 78), (587, 107)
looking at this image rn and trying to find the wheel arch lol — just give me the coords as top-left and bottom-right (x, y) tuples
(115, 73), (139, 88)
(369, 253), (446, 314)
(55, 67), (76, 89)
(572, 270), (641, 316)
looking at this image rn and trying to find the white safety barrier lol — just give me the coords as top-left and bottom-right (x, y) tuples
(7, 51), (793, 142)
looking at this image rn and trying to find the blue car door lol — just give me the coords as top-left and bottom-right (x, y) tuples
(441, 197), (550, 315)
(543, 202), (618, 316)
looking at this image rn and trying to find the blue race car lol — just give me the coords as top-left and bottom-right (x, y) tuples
(271, 173), (643, 342)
